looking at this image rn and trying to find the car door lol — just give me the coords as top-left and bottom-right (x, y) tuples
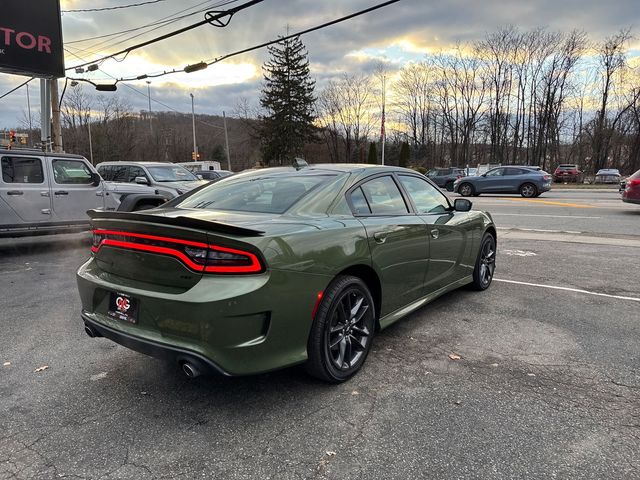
(50, 157), (103, 222)
(475, 167), (506, 193)
(349, 174), (430, 317)
(503, 167), (528, 193)
(397, 174), (470, 292)
(0, 154), (52, 224)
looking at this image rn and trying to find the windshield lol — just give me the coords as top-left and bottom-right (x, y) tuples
(147, 165), (198, 182)
(177, 173), (336, 214)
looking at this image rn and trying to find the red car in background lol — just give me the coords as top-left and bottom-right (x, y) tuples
(553, 164), (583, 183)
(622, 169), (640, 205)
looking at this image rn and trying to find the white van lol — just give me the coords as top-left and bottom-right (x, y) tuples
(178, 161), (221, 172)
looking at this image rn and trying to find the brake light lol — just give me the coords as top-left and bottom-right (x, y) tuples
(628, 179), (640, 188)
(91, 229), (263, 274)
(543, 175), (551, 181)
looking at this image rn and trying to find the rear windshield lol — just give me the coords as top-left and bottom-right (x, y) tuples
(557, 165), (577, 170)
(630, 170), (640, 180)
(177, 173), (336, 214)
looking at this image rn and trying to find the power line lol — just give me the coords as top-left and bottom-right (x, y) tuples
(64, 47), (225, 131)
(66, 0), (265, 71)
(113, 0), (404, 83)
(0, 78), (33, 100)
(65, 0), (231, 44)
(62, 0), (168, 13)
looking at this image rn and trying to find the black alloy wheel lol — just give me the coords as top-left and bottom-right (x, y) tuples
(306, 276), (376, 383)
(459, 183), (474, 197)
(520, 183), (537, 198)
(470, 233), (496, 291)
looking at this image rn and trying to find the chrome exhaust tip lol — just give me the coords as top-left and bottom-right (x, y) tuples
(181, 362), (200, 379)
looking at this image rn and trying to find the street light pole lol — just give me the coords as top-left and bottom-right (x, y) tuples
(223, 111), (231, 171)
(87, 114), (94, 165)
(190, 93), (198, 161)
(26, 84), (33, 146)
(146, 81), (152, 135)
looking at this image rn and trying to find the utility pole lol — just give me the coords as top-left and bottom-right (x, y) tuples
(223, 111), (231, 171)
(146, 81), (153, 135)
(50, 79), (63, 152)
(190, 93), (198, 161)
(40, 79), (51, 151)
(26, 84), (33, 146)
(380, 73), (386, 166)
(87, 114), (94, 165)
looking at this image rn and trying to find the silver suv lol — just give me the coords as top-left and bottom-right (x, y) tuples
(0, 149), (166, 237)
(96, 162), (206, 199)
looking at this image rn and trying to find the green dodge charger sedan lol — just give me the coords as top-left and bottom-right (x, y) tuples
(77, 163), (496, 383)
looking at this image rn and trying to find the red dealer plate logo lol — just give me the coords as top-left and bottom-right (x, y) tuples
(108, 292), (138, 324)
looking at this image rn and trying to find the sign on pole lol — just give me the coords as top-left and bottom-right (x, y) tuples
(0, 0), (64, 78)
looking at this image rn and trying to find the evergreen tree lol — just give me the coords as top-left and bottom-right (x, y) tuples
(399, 142), (410, 168)
(259, 36), (316, 165)
(367, 142), (378, 164)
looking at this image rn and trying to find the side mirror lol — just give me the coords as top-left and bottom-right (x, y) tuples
(90, 172), (101, 186)
(135, 176), (149, 185)
(481, 173), (487, 177)
(454, 198), (472, 212)
(197, 174), (203, 180)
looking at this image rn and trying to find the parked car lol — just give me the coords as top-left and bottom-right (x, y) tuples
(425, 167), (466, 191)
(195, 169), (233, 181)
(454, 166), (552, 198)
(96, 161), (207, 198)
(621, 169), (640, 205)
(78, 164), (497, 383)
(464, 167), (479, 176)
(0, 149), (166, 237)
(553, 164), (583, 183)
(594, 168), (621, 184)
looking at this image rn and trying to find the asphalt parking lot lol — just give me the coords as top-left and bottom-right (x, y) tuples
(1, 189), (639, 479)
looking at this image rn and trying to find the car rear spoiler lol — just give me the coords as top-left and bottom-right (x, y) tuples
(87, 210), (265, 237)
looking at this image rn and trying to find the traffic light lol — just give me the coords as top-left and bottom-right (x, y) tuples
(191, 152), (201, 160)
(9, 131), (16, 145)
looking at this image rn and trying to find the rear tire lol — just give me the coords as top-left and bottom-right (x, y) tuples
(445, 181), (454, 192)
(458, 183), (474, 197)
(520, 183), (537, 198)
(470, 233), (496, 291)
(305, 276), (376, 383)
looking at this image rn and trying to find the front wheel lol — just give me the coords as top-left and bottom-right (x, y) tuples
(458, 183), (475, 197)
(306, 276), (376, 383)
(520, 183), (537, 198)
(470, 233), (496, 291)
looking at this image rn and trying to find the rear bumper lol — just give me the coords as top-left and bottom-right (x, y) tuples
(82, 313), (230, 376)
(622, 196), (640, 205)
(76, 258), (331, 376)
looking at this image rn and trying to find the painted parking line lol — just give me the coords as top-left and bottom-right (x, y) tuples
(492, 213), (601, 219)
(494, 278), (640, 303)
(502, 198), (597, 208)
(497, 227), (583, 234)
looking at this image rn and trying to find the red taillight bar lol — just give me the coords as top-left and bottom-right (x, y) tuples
(91, 229), (263, 274)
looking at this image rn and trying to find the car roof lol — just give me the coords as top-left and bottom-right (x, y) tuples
(96, 161), (176, 167)
(0, 148), (86, 159)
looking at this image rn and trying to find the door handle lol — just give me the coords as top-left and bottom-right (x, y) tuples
(430, 228), (439, 239)
(7, 190), (23, 196)
(41, 209), (51, 215)
(373, 232), (389, 244)
(40, 191), (50, 197)
(96, 191), (104, 197)
(54, 191), (69, 196)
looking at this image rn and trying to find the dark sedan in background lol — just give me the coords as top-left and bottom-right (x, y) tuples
(454, 166), (552, 197)
(425, 167), (466, 191)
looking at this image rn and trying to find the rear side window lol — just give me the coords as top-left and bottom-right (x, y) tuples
(1, 156), (44, 183)
(359, 176), (408, 215)
(52, 159), (93, 184)
(350, 187), (371, 214)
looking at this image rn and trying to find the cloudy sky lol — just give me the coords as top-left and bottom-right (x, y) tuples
(0, 0), (638, 128)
